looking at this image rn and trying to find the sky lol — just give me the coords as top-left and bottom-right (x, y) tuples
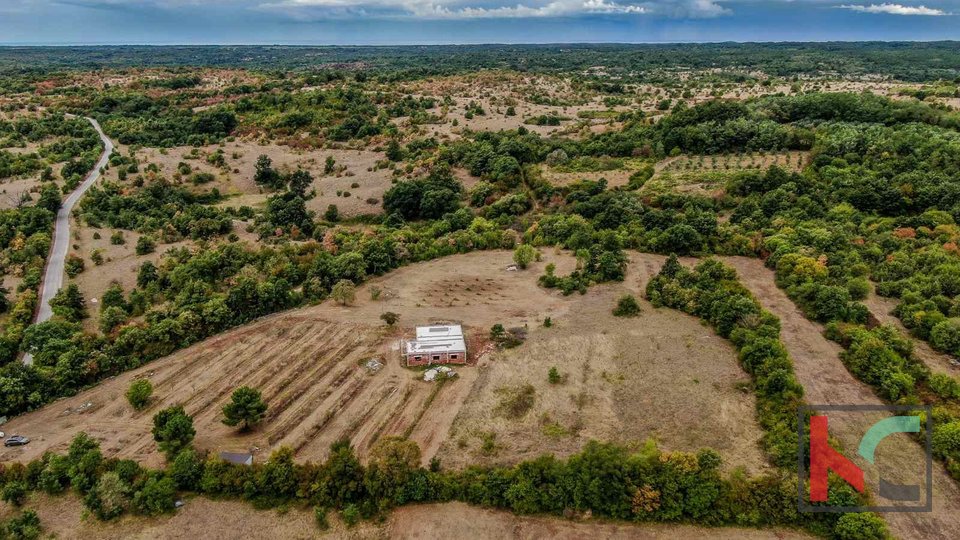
(0, 0), (958, 45)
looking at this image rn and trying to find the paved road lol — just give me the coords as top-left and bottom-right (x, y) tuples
(23, 117), (113, 365)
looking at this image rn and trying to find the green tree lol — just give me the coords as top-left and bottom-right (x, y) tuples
(50, 283), (87, 322)
(380, 311), (400, 326)
(152, 406), (195, 459)
(324, 204), (339, 222)
(222, 386), (268, 431)
(126, 379), (153, 411)
(169, 448), (203, 491)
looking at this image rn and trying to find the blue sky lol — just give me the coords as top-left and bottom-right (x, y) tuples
(1, 1), (958, 44)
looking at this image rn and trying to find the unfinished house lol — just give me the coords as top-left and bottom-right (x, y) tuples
(405, 324), (467, 367)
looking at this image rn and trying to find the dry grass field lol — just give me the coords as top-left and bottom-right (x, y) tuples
(0, 495), (818, 540)
(436, 252), (766, 473)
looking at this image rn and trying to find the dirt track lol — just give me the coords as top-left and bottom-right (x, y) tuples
(718, 256), (960, 540)
(863, 287), (960, 376)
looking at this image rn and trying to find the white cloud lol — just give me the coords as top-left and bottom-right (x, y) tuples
(837, 3), (949, 15)
(258, 0), (730, 19)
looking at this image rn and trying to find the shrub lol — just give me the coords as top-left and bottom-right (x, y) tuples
(324, 204), (339, 222)
(929, 373), (960, 400)
(315, 506), (329, 530)
(548, 367), (563, 384)
(494, 384), (536, 419)
(930, 319), (960, 356)
(1, 481), (27, 507)
(380, 311), (399, 326)
(126, 378), (153, 411)
(132, 476), (177, 516)
(832, 512), (889, 540)
(932, 421), (960, 459)
(613, 294), (642, 317)
(170, 448), (203, 490)
(135, 235), (156, 255)
(330, 279), (356, 306)
(85, 472), (129, 520)
(513, 244), (536, 269)
(1, 510), (41, 540)
(341, 504), (360, 528)
(65, 254), (85, 277)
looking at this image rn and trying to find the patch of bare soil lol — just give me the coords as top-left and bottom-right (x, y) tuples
(388, 502), (817, 540)
(0, 493), (379, 540)
(863, 286), (960, 376)
(719, 255), (960, 540)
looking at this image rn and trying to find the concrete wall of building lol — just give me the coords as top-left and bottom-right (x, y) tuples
(405, 351), (467, 367)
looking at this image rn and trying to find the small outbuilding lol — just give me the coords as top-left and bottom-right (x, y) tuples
(219, 451), (254, 466)
(405, 324), (467, 367)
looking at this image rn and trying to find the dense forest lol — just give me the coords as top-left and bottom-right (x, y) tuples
(2, 42), (960, 81)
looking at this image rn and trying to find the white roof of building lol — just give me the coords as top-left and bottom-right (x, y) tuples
(415, 325), (463, 340)
(407, 325), (466, 355)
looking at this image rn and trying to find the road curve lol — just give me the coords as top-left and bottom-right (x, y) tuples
(24, 117), (113, 365)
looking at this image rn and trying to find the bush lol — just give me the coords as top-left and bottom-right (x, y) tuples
(832, 512), (889, 540)
(930, 319), (960, 356)
(65, 254), (85, 277)
(170, 448), (203, 491)
(513, 244), (536, 269)
(330, 279), (356, 306)
(1, 510), (41, 539)
(548, 367), (563, 384)
(494, 384), (536, 419)
(341, 504), (360, 527)
(380, 311), (399, 326)
(135, 235), (156, 255)
(929, 373), (960, 400)
(85, 472), (129, 520)
(932, 421), (960, 459)
(126, 378), (153, 411)
(1, 481), (27, 507)
(324, 204), (339, 222)
(613, 294), (642, 317)
(315, 506), (329, 530)
(132, 476), (177, 516)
